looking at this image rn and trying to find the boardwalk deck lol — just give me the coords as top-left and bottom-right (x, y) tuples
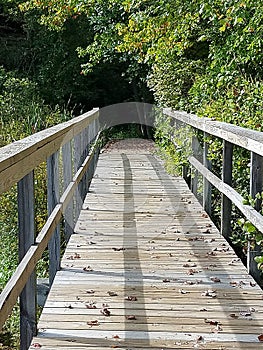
(31, 151), (263, 349)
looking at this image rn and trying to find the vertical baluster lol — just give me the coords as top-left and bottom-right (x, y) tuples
(18, 171), (36, 350)
(247, 152), (263, 283)
(47, 151), (60, 285)
(221, 140), (233, 239)
(82, 127), (89, 198)
(203, 132), (212, 216)
(62, 141), (74, 242)
(191, 133), (199, 197)
(74, 133), (82, 220)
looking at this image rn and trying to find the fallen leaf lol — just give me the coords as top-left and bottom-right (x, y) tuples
(85, 303), (97, 309)
(183, 263), (197, 268)
(240, 311), (251, 317)
(210, 277), (221, 283)
(204, 238), (215, 243)
(83, 266), (93, 272)
(250, 281), (256, 287)
(112, 247), (125, 251)
(87, 320), (100, 326)
(200, 308), (207, 312)
(108, 291), (118, 296)
(163, 278), (170, 283)
(187, 269), (198, 275)
(179, 289), (189, 294)
(185, 280), (194, 285)
(201, 290), (217, 298)
(31, 344), (42, 349)
(228, 258), (240, 265)
(101, 307), (111, 316)
(204, 319), (220, 326)
(86, 289), (95, 294)
(113, 335), (120, 339)
(229, 313), (239, 319)
(230, 281), (238, 287)
(125, 295), (137, 301)
(207, 251), (217, 256)
(196, 335), (204, 341)
(126, 315), (136, 320)
(258, 334), (263, 341)
(202, 229), (211, 233)
(212, 324), (223, 333)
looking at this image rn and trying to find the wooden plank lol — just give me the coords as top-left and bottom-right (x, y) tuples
(31, 151), (263, 349)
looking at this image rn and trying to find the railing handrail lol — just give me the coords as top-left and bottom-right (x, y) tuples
(163, 108), (263, 287)
(0, 108), (99, 195)
(0, 108), (100, 349)
(164, 108), (263, 157)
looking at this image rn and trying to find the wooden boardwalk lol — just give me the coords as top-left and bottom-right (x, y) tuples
(31, 151), (263, 349)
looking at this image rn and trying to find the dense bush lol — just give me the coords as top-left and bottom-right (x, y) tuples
(0, 66), (70, 348)
(0, 0), (263, 345)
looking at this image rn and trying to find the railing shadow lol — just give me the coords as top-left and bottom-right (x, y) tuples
(121, 153), (150, 345)
(145, 153), (262, 345)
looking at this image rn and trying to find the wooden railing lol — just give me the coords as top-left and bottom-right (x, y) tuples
(0, 108), (100, 349)
(1, 105), (263, 348)
(163, 108), (263, 285)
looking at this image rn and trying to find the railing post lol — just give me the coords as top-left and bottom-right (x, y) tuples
(74, 133), (83, 220)
(18, 171), (37, 350)
(221, 140), (233, 239)
(82, 127), (89, 197)
(191, 134), (199, 197)
(203, 132), (212, 216)
(247, 152), (263, 282)
(62, 141), (74, 242)
(47, 151), (60, 285)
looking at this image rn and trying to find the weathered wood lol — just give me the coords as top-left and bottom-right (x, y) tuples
(164, 108), (263, 157)
(47, 152), (61, 285)
(0, 108), (99, 194)
(203, 132), (212, 216)
(31, 151), (263, 349)
(191, 134), (199, 197)
(221, 140), (233, 239)
(17, 171), (37, 350)
(62, 141), (74, 242)
(0, 110), (100, 333)
(74, 132), (82, 221)
(0, 204), (63, 330)
(247, 152), (263, 283)
(188, 156), (263, 234)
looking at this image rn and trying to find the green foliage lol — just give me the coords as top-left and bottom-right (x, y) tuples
(1, 0), (263, 343)
(154, 113), (192, 175)
(0, 66), (71, 348)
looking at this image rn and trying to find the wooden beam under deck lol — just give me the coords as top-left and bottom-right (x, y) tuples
(30, 151), (263, 349)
